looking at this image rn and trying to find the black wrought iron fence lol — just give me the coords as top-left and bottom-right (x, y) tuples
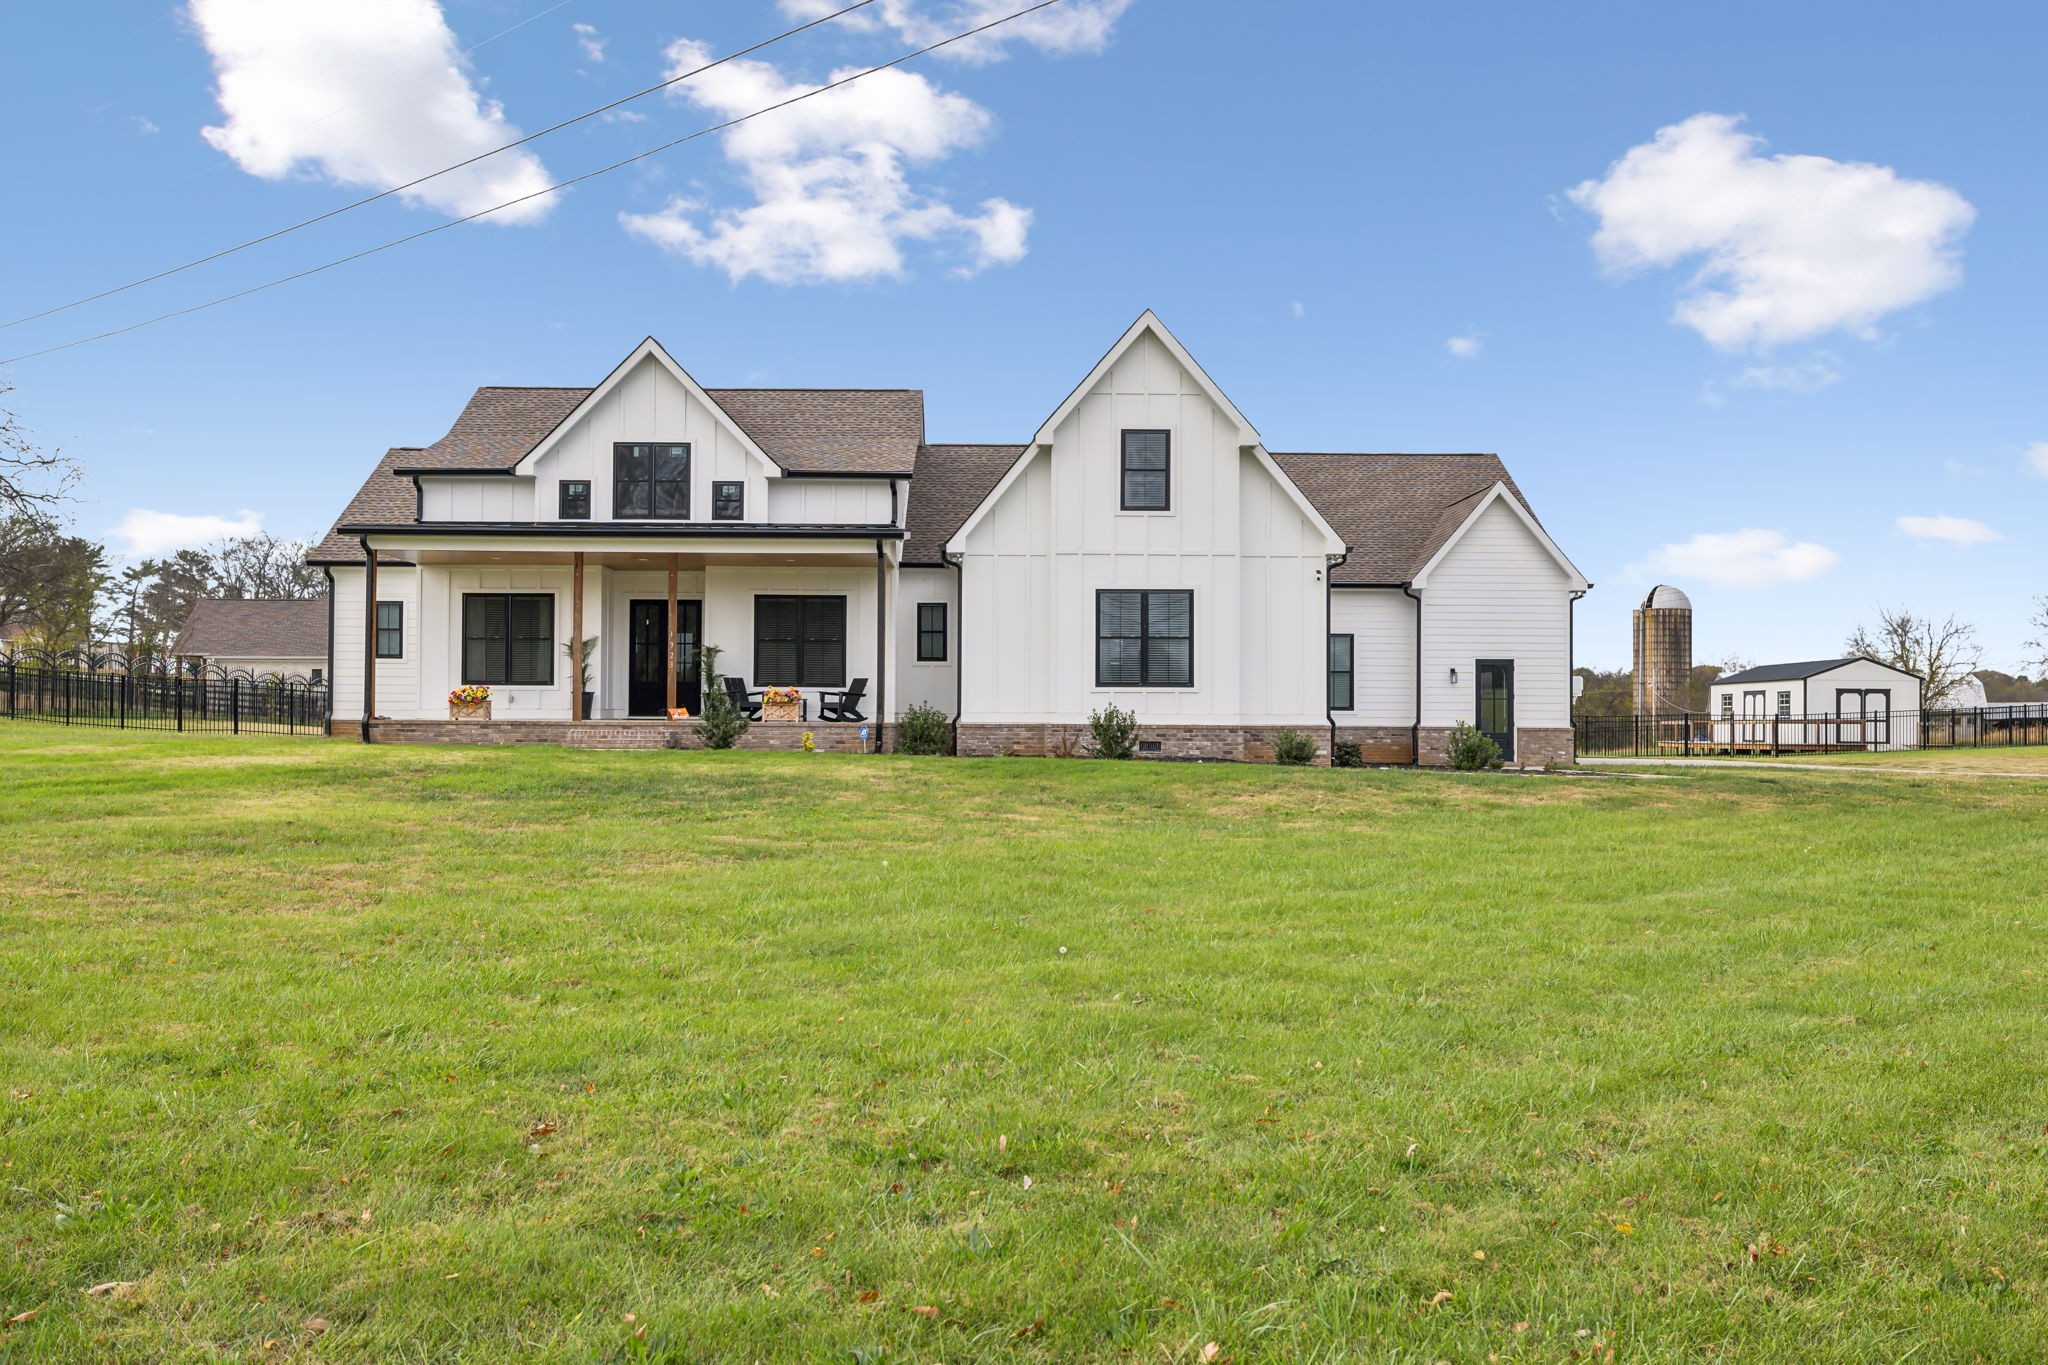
(1, 647), (330, 736)
(1575, 703), (2048, 758)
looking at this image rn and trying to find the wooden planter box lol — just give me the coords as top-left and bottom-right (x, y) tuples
(762, 697), (801, 723)
(449, 700), (492, 721)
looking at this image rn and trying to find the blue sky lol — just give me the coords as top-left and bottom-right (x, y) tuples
(2, 0), (2042, 670)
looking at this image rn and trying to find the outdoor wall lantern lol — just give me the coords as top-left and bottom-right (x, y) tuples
(1449, 666), (1459, 684)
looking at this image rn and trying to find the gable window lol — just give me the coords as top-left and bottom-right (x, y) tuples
(614, 442), (690, 519)
(374, 601), (404, 659)
(1328, 633), (1354, 711)
(1096, 589), (1193, 688)
(916, 603), (948, 662)
(712, 480), (744, 521)
(462, 593), (554, 686)
(754, 595), (846, 687)
(1776, 690), (1792, 718)
(1120, 429), (1171, 511)
(559, 480), (591, 520)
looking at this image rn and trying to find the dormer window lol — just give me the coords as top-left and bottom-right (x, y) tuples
(614, 443), (690, 519)
(712, 480), (744, 521)
(559, 481), (590, 520)
(1121, 429), (1170, 511)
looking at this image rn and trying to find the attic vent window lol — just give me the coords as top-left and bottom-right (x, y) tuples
(712, 481), (744, 521)
(1121, 429), (1170, 511)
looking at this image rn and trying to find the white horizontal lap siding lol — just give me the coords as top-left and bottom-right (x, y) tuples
(330, 565), (422, 719)
(764, 479), (893, 525)
(420, 477), (532, 522)
(895, 567), (956, 719)
(1419, 501), (1573, 731)
(960, 330), (1328, 725)
(1331, 588), (1416, 726)
(528, 356), (769, 524)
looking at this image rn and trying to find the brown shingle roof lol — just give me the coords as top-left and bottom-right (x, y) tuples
(1271, 453), (1531, 584)
(172, 597), (328, 662)
(901, 444), (1028, 564)
(308, 447), (424, 564)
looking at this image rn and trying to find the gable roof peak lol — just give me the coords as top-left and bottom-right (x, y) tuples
(1031, 309), (1261, 447)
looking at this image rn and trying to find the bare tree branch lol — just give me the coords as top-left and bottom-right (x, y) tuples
(0, 379), (79, 516)
(1846, 607), (1982, 706)
(2025, 596), (2048, 676)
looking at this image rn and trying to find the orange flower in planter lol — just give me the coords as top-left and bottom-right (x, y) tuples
(448, 686), (491, 706)
(762, 687), (802, 705)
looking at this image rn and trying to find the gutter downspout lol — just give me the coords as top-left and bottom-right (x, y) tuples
(357, 536), (377, 744)
(946, 550), (965, 755)
(1324, 552), (1347, 763)
(1402, 583), (1423, 766)
(322, 568), (336, 735)
(874, 539), (889, 754)
(1568, 587), (1588, 761)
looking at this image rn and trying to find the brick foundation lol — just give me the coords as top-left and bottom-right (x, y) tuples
(359, 719), (879, 752)
(1333, 726), (1417, 764)
(1416, 725), (1574, 768)
(955, 722), (1332, 765)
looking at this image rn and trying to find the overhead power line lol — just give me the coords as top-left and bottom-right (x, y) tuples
(0, 0), (1067, 368)
(0, 0), (880, 334)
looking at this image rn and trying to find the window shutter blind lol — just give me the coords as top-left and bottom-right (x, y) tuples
(802, 596), (847, 686)
(755, 597), (801, 684)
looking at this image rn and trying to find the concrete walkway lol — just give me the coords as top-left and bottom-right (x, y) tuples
(1577, 756), (2046, 779)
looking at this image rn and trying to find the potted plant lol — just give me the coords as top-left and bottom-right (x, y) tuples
(761, 686), (802, 723)
(448, 685), (492, 720)
(563, 636), (597, 719)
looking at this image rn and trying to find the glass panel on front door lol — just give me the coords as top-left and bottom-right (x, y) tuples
(629, 600), (701, 716)
(1475, 660), (1514, 761)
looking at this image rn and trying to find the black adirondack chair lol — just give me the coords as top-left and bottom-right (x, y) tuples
(722, 676), (763, 720)
(817, 678), (867, 723)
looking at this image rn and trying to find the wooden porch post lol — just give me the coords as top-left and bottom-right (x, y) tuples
(665, 554), (679, 714)
(359, 538), (377, 743)
(571, 552), (585, 721)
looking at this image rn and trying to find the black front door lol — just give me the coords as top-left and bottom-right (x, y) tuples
(629, 600), (701, 717)
(1475, 658), (1515, 761)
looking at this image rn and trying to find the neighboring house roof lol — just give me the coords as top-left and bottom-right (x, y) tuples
(902, 444), (1029, 565)
(172, 598), (329, 661)
(311, 383), (926, 564)
(1717, 657), (1919, 685)
(1271, 453), (1530, 584)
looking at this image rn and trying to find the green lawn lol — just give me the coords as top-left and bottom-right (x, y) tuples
(4, 726), (2047, 1362)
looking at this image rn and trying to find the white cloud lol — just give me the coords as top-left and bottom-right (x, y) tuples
(110, 509), (264, 558)
(775, 0), (1135, 63)
(1568, 113), (1974, 350)
(572, 21), (605, 63)
(2026, 442), (2048, 478)
(133, 116), (161, 135)
(620, 40), (1030, 283)
(190, 0), (556, 222)
(1446, 332), (1484, 359)
(1730, 355), (1842, 393)
(1895, 514), (2001, 547)
(1629, 528), (1841, 589)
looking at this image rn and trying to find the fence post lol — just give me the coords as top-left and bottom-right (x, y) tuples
(175, 673), (184, 731)
(63, 669), (72, 725)
(1771, 713), (1780, 757)
(231, 677), (240, 734)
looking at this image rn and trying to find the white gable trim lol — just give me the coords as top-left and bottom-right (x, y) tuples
(1410, 482), (1589, 591)
(1031, 310), (1260, 446)
(944, 443), (1041, 556)
(1245, 442), (1345, 555)
(511, 337), (781, 478)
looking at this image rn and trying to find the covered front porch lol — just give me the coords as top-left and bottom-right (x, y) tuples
(351, 529), (896, 746)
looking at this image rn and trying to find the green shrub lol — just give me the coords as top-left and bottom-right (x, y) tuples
(1446, 720), (1504, 771)
(694, 644), (748, 750)
(896, 702), (951, 756)
(1272, 728), (1319, 766)
(1331, 739), (1365, 768)
(1085, 704), (1139, 760)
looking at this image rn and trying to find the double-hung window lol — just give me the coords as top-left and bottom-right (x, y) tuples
(613, 443), (690, 519)
(1096, 590), (1193, 688)
(462, 593), (554, 686)
(916, 603), (947, 662)
(1120, 430), (1170, 511)
(712, 480), (744, 520)
(753, 595), (846, 687)
(374, 601), (404, 659)
(1328, 633), (1354, 711)
(1776, 690), (1792, 718)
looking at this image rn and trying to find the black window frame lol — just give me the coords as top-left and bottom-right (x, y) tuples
(1095, 589), (1194, 689)
(916, 602), (948, 662)
(558, 480), (591, 520)
(1120, 429), (1171, 512)
(1328, 633), (1354, 712)
(612, 442), (691, 520)
(374, 600), (404, 659)
(711, 480), (745, 521)
(461, 592), (555, 686)
(752, 594), (847, 688)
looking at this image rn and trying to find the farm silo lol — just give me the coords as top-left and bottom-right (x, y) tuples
(1633, 585), (1693, 717)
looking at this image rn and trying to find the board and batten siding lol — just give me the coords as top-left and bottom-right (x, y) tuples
(763, 479), (895, 526)
(1417, 499), (1574, 731)
(957, 329), (1332, 726)
(520, 354), (774, 525)
(419, 477), (533, 522)
(1330, 588), (1416, 726)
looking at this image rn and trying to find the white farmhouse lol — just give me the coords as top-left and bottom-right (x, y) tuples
(309, 313), (1589, 765)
